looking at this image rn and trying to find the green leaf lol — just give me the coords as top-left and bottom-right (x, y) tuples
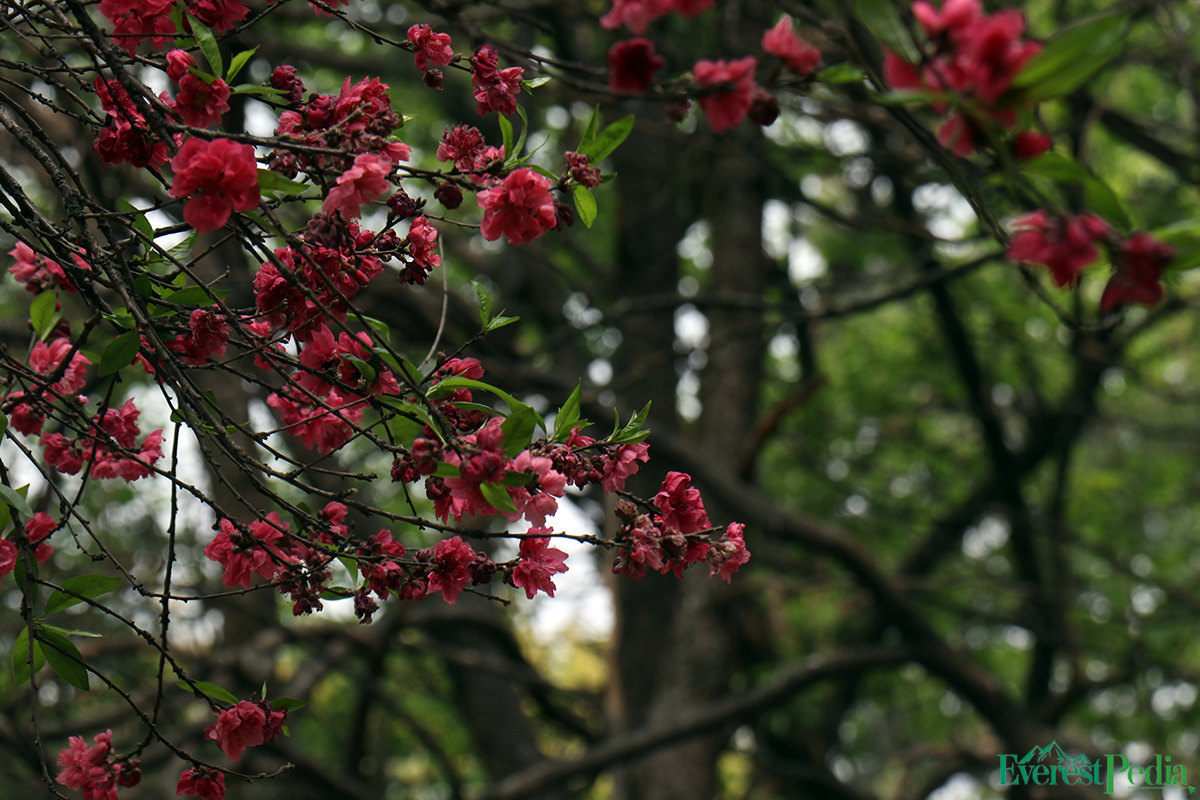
(854, 0), (920, 64)
(318, 586), (353, 600)
(1020, 152), (1089, 182)
(361, 316), (391, 343)
(257, 169), (312, 198)
(179, 680), (241, 705)
(12, 627), (44, 685)
(230, 84), (288, 97)
(1020, 154), (1131, 230)
(816, 64), (866, 84)
(270, 697), (308, 712)
(500, 404), (539, 457)
(609, 401), (652, 444)
(573, 185), (597, 228)
(429, 377), (531, 419)
(30, 290), (61, 342)
(39, 630), (88, 691)
(473, 280), (493, 326)
(40, 625), (102, 638)
(118, 200), (155, 244)
(530, 164), (559, 181)
(522, 77), (551, 95)
(0, 411), (7, 438)
(513, 106), (530, 164)
(227, 46), (257, 82)
(1011, 13), (1129, 100)
(577, 115), (634, 163)
(98, 331), (141, 378)
(0, 484), (33, 519)
(1081, 177), (1131, 232)
(479, 480), (518, 513)
(579, 106), (600, 150)
(188, 15), (223, 79)
(44, 575), (122, 616)
(1153, 220), (1200, 272)
(432, 461), (461, 478)
(377, 395), (443, 436)
(552, 384), (584, 442)
(162, 286), (217, 306)
(13, 550), (37, 593)
(484, 314), (519, 332)
(498, 114), (514, 162)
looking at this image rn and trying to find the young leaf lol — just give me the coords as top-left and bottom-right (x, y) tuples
(342, 356), (377, 385)
(579, 105), (600, 150)
(552, 384), (584, 442)
(577, 115), (634, 163)
(473, 280), (493, 326)
(816, 64), (866, 84)
(500, 404), (539, 457)
(498, 114), (514, 162)
(484, 314), (519, 332)
(513, 106), (530, 163)
(270, 697), (309, 712)
(0, 410), (8, 439)
(39, 630), (89, 691)
(854, 0), (920, 64)
(30, 289), (61, 342)
(98, 331), (141, 377)
(227, 46), (258, 82)
(257, 169), (312, 199)
(573, 185), (597, 228)
(44, 575), (122, 616)
(1011, 13), (1129, 101)
(361, 316), (391, 343)
(178, 680), (241, 706)
(480, 480), (518, 513)
(230, 84), (288, 97)
(12, 627), (45, 685)
(0, 484), (33, 519)
(188, 16), (223, 78)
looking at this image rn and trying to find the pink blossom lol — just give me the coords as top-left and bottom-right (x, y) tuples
(600, 442), (650, 492)
(437, 125), (487, 172)
(693, 57), (759, 134)
(1006, 210), (1111, 288)
(41, 433), (84, 475)
(511, 534), (569, 599)
(187, 0), (249, 33)
(407, 24), (454, 71)
(654, 471), (711, 533)
(30, 338), (91, 396)
(203, 515), (290, 588)
(1011, 131), (1053, 161)
(168, 137), (261, 232)
(406, 215), (441, 281)
(177, 767), (226, 800)
(8, 241), (89, 294)
(172, 74), (231, 128)
(470, 45), (524, 117)
(323, 152), (394, 221)
(477, 167), (557, 245)
(167, 307), (230, 365)
(166, 49), (195, 82)
(427, 536), (477, 604)
(762, 16), (821, 75)
(1101, 232), (1175, 313)
(26, 511), (56, 562)
(56, 730), (118, 800)
(600, 0), (672, 34)
(0, 539), (16, 580)
(607, 38), (665, 93)
(204, 700), (286, 761)
(708, 522), (750, 583)
(100, 0), (175, 54)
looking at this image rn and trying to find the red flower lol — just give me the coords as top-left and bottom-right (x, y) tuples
(25, 511), (57, 562)
(1011, 131), (1053, 161)
(407, 24), (453, 72)
(56, 730), (118, 800)
(0, 540), (16, 581)
(511, 534), (570, 599)
(600, 0), (672, 34)
(168, 137), (260, 233)
(437, 125), (487, 171)
(671, 0), (713, 16)
(204, 699), (286, 761)
(187, 0), (249, 33)
(708, 522), (751, 583)
(654, 471), (711, 534)
(173, 74), (231, 128)
(405, 215), (441, 282)
(167, 307), (230, 365)
(762, 16), (821, 76)
(477, 167), (557, 245)
(693, 56), (759, 134)
(1006, 210), (1111, 288)
(323, 152), (394, 221)
(607, 38), (665, 93)
(427, 536), (477, 604)
(177, 767), (226, 800)
(1101, 232), (1175, 313)
(471, 45), (524, 117)
(30, 338), (91, 395)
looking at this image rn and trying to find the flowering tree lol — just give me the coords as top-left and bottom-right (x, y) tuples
(2, 0), (1198, 798)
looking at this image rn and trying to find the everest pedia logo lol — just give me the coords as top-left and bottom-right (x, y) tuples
(998, 741), (1193, 794)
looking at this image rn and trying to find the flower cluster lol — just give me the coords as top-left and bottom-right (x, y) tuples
(0, 512), (56, 582)
(163, 49), (231, 129)
(93, 76), (169, 168)
(883, 0), (1044, 157)
(612, 474), (750, 582)
(55, 730), (140, 800)
(270, 76), (410, 178)
(470, 45), (524, 117)
(1006, 210), (1175, 312)
(167, 307), (231, 365)
(477, 167), (557, 245)
(177, 767), (226, 800)
(204, 699), (287, 761)
(8, 241), (89, 294)
(762, 15), (821, 76)
(39, 399), (165, 480)
(693, 57), (760, 134)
